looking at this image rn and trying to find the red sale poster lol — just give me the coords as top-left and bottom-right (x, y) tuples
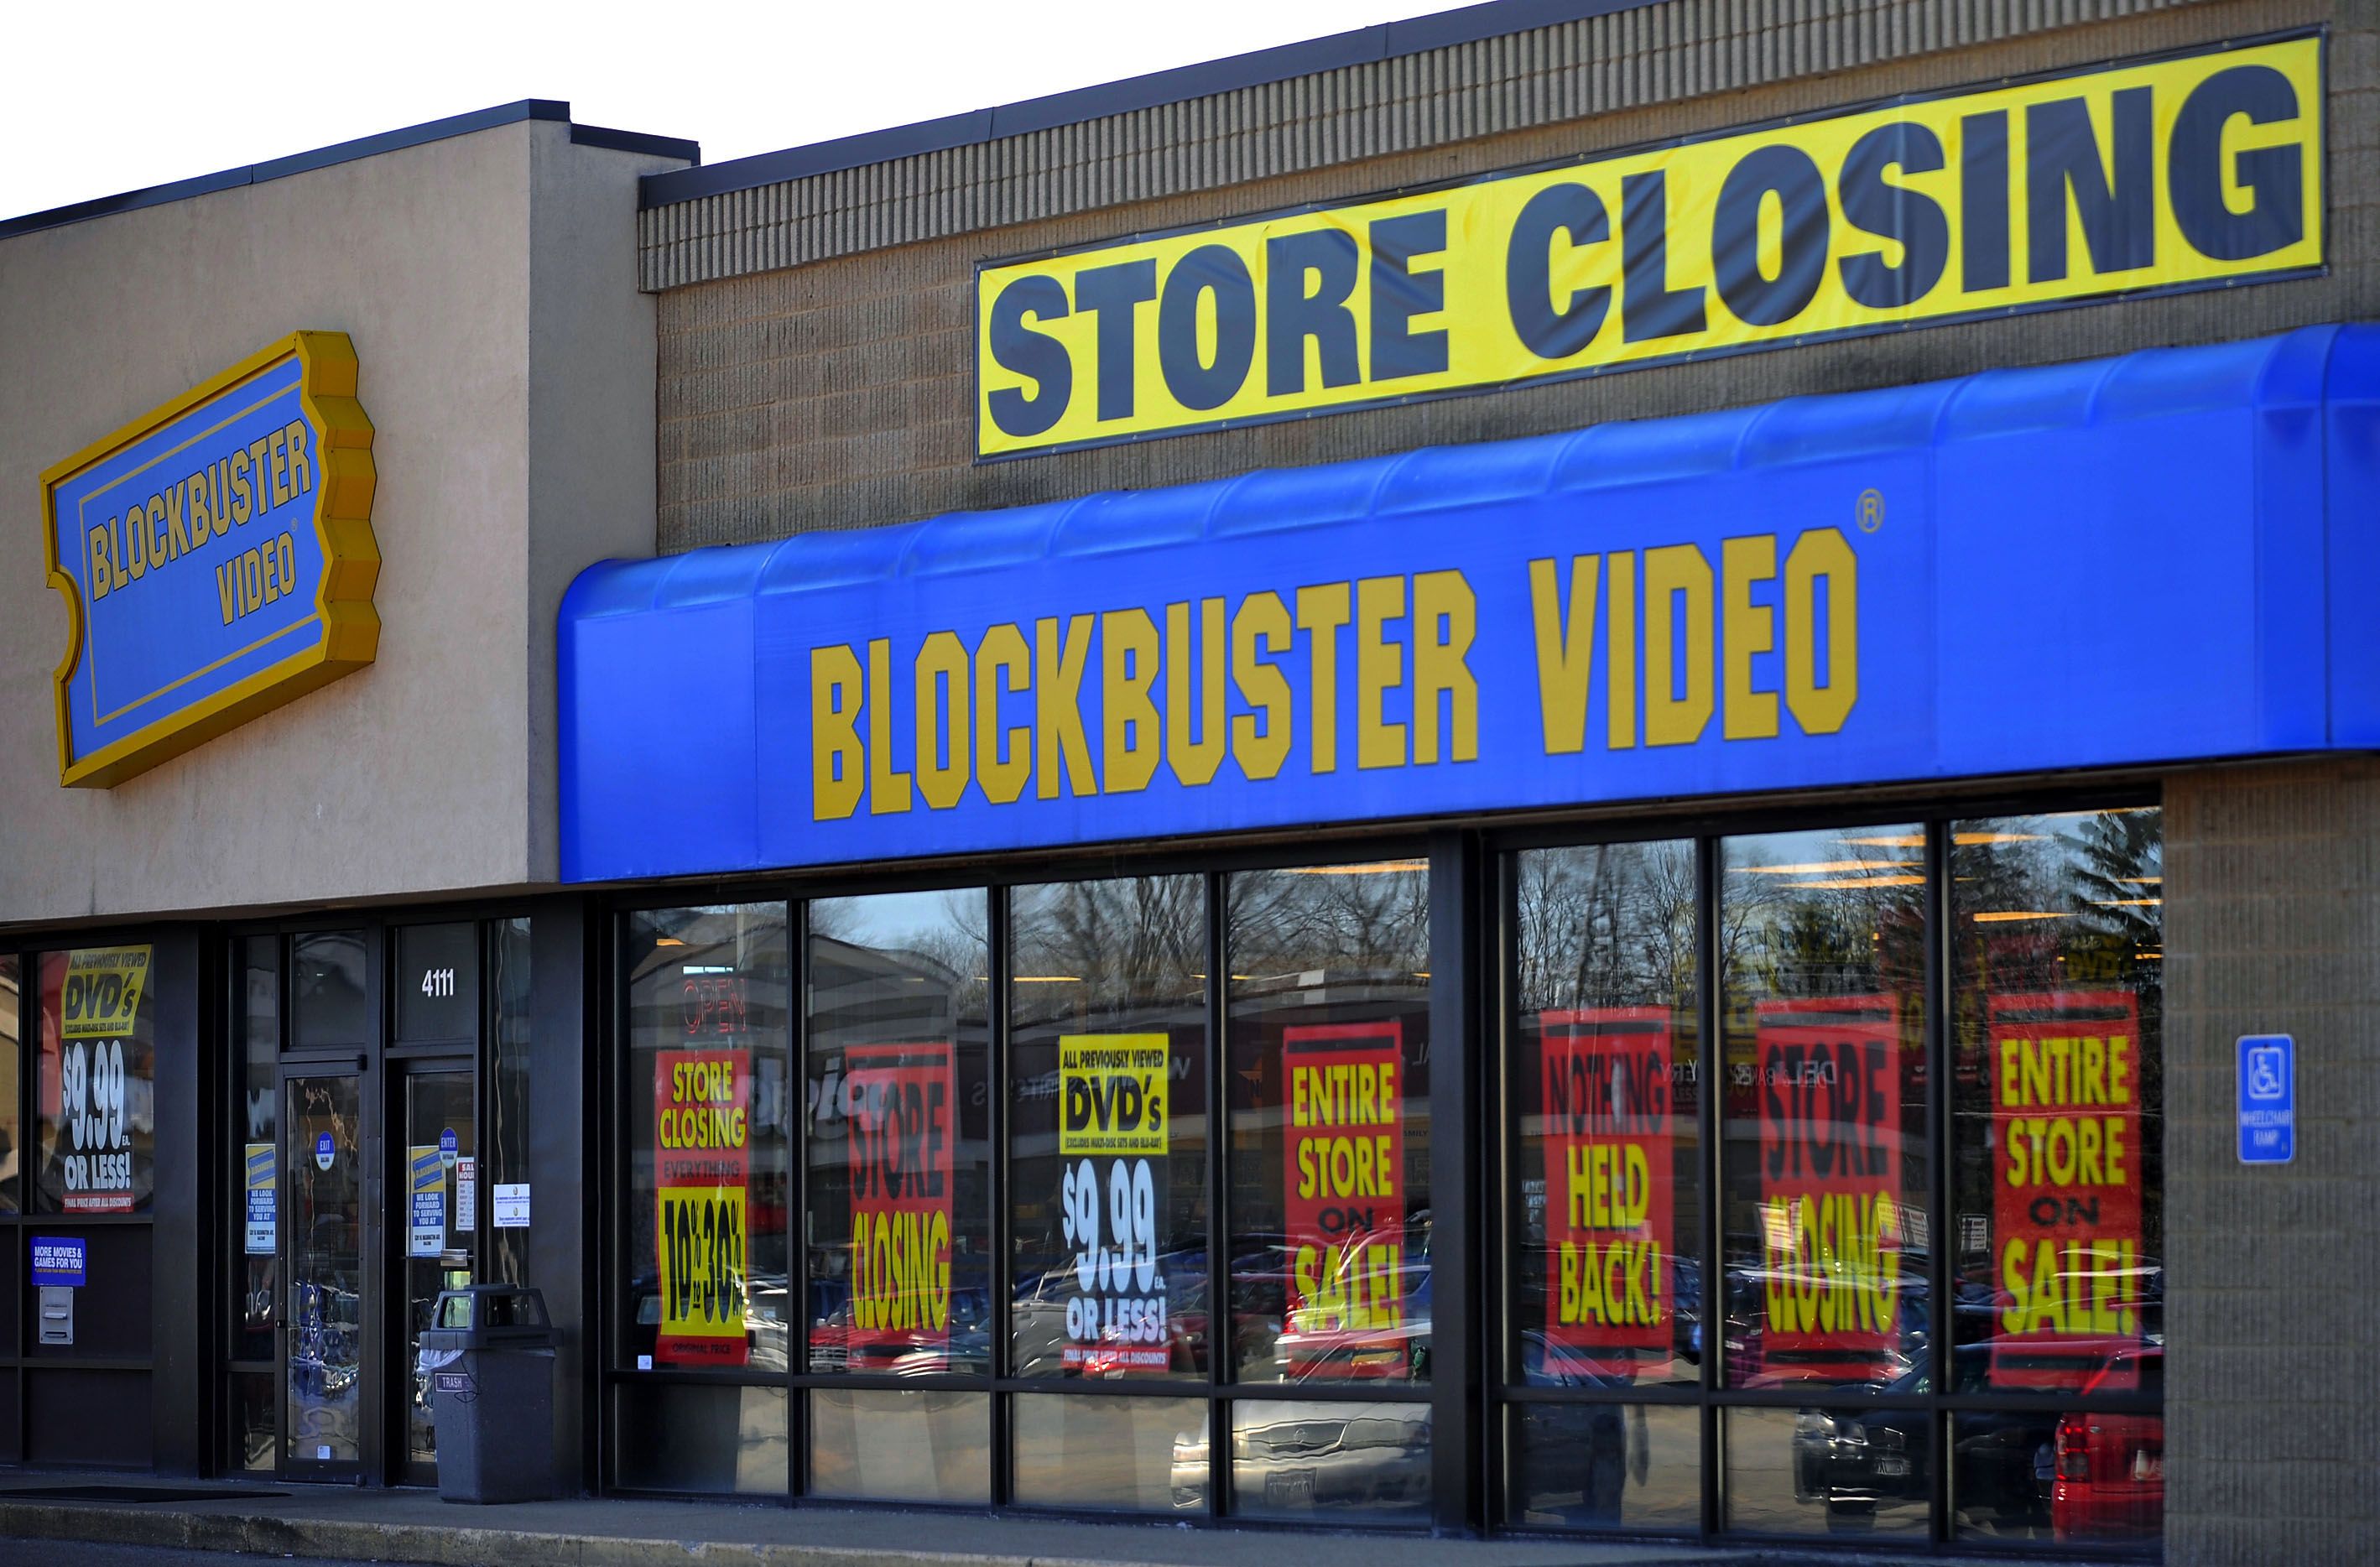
(1541, 1007), (1673, 1378)
(1281, 1021), (1407, 1378)
(1753, 994), (1904, 1383)
(1988, 991), (2144, 1391)
(654, 1048), (751, 1367)
(845, 1041), (956, 1369)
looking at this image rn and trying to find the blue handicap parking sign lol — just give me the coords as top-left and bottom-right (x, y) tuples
(2237, 1033), (2295, 1164)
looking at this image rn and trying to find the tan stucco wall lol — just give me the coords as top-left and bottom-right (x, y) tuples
(0, 120), (680, 927)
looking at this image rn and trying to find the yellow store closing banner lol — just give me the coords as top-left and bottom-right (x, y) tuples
(976, 34), (2322, 457)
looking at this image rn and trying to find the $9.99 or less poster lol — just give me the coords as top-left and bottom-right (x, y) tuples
(1754, 994), (1904, 1383)
(1282, 1021), (1406, 1377)
(1989, 991), (2144, 1390)
(846, 1041), (955, 1368)
(654, 1049), (750, 1366)
(1541, 1008), (1673, 1378)
(1058, 1033), (1170, 1372)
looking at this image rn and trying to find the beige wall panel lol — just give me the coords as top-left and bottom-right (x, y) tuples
(0, 122), (677, 924)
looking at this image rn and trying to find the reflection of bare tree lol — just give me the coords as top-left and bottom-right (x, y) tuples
(1012, 877), (1203, 1023)
(1226, 863), (1429, 978)
(1516, 841), (1695, 1013)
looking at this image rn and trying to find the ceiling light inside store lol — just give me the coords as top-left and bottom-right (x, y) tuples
(2120, 877), (2164, 885)
(1011, 976), (1084, 983)
(1740, 859), (1912, 875)
(1841, 834), (1924, 847)
(2091, 898), (2164, 907)
(1788, 876), (1925, 888)
(654, 937), (685, 946)
(1282, 860), (1429, 876)
(1973, 911), (2070, 923)
(1951, 831), (2047, 845)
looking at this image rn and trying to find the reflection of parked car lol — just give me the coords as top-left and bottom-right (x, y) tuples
(808, 1286), (992, 1373)
(1790, 1347), (2052, 1529)
(2054, 1347), (2163, 1541)
(1170, 1403), (1431, 1514)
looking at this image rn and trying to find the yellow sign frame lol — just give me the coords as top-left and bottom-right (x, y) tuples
(976, 33), (2325, 459)
(42, 331), (380, 788)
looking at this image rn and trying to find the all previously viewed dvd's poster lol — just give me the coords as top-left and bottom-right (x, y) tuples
(1989, 991), (2145, 1390)
(1281, 1021), (1407, 1377)
(1057, 1033), (1171, 1372)
(845, 1041), (955, 1369)
(1753, 994), (1904, 1382)
(654, 1047), (751, 1366)
(49, 945), (151, 1213)
(1541, 1007), (1673, 1378)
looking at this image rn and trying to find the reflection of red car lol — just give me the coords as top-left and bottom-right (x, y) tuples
(2054, 1346), (2162, 1541)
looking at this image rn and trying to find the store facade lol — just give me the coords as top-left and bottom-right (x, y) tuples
(4, 1), (2380, 1563)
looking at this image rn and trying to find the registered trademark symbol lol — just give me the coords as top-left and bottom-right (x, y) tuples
(1856, 488), (1885, 533)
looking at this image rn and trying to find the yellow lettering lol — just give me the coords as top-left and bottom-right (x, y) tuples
(810, 644), (864, 820)
(1528, 554), (1597, 754)
(1606, 549), (1636, 748)
(1295, 583), (1351, 773)
(1411, 568), (1476, 764)
(1230, 591), (1293, 780)
(1035, 614), (1098, 799)
(1165, 597), (1227, 787)
(1101, 606), (1160, 794)
(284, 419), (313, 496)
(1722, 534), (1779, 739)
(974, 622), (1032, 804)
(1643, 543), (1713, 746)
(1784, 527), (1857, 733)
(1356, 575), (1406, 769)
(914, 630), (971, 810)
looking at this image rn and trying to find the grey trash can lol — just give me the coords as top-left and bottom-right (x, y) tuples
(417, 1284), (558, 1503)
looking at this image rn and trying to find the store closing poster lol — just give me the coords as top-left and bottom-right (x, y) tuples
(654, 1047), (751, 1366)
(50, 945), (150, 1213)
(1058, 1033), (1169, 1371)
(1990, 991), (2144, 1388)
(846, 1041), (955, 1368)
(1755, 995), (1904, 1382)
(1542, 1008), (1673, 1377)
(1282, 1022), (1407, 1375)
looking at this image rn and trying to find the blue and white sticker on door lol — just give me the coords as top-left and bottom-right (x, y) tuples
(409, 1144), (447, 1257)
(244, 1143), (276, 1254)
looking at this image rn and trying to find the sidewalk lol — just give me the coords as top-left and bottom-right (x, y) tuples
(0, 1474), (2039, 1567)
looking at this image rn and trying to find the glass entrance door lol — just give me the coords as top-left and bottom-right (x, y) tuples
(284, 1070), (366, 1476)
(398, 1064), (477, 1486)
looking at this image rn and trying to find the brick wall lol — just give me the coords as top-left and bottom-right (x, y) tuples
(650, 0), (2376, 554)
(2164, 760), (2380, 1564)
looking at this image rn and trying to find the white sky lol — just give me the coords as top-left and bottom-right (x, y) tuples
(3, 0), (1460, 221)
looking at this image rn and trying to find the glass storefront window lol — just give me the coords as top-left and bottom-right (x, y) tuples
(1227, 860), (1432, 1386)
(1723, 1405), (1929, 1537)
(808, 1388), (989, 1502)
(1009, 876), (1208, 1382)
(1719, 828), (1927, 1393)
(1508, 1403), (1700, 1533)
(488, 918), (533, 1285)
(622, 905), (793, 1372)
(290, 929), (368, 1049)
(1012, 1393), (1208, 1511)
(36, 945), (158, 1214)
(0, 954), (19, 1213)
(1229, 1398), (1432, 1522)
(1950, 808), (2162, 1544)
(1511, 841), (1700, 1389)
(233, 936), (279, 1367)
(805, 891), (992, 1382)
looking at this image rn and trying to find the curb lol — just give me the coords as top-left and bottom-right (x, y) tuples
(0, 1499), (1122, 1567)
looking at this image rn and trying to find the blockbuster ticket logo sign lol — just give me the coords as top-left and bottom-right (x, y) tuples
(976, 34), (2322, 458)
(1542, 1009), (1673, 1378)
(41, 331), (379, 787)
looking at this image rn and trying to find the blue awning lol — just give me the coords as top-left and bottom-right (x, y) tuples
(560, 324), (2380, 883)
